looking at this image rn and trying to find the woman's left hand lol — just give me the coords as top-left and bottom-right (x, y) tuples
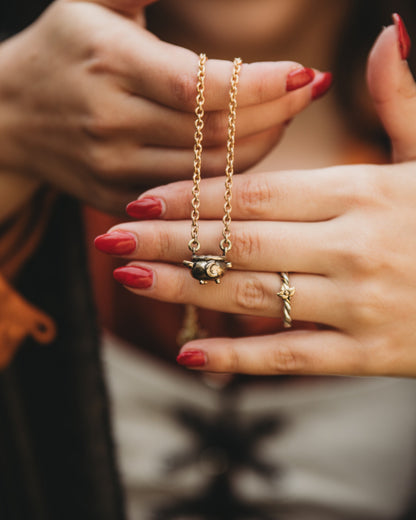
(97, 18), (416, 377)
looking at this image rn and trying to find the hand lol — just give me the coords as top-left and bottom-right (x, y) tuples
(96, 16), (416, 377)
(0, 0), (322, 215)
(100, 150), (416, 377)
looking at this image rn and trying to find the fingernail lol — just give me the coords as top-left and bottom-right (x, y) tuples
(393, 13), (411, 60)
(286, 67), (315, 91)
(113, 266), (153, 289)
(94, 230), (136, 255)
(126, 197), (163, 219)
(311, 71), (333, 100)
(176, 349), (207, 368)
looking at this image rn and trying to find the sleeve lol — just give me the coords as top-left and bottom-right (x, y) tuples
(0, 188), (56, 369)
(0, 0), (58, 368)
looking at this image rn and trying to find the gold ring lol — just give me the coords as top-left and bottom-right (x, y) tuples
(277, 272), (295, 328)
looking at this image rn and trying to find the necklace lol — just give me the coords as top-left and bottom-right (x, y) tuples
(177, 54), (242, 347)
(183, 54), (242, 285)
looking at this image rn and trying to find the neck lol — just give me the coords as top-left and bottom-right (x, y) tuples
(272, 2), (352, 71)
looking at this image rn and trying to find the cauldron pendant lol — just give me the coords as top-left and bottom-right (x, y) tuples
(183, 255), (232, 284)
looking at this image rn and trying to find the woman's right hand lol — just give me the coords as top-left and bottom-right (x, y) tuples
(0, 0), (325, 215)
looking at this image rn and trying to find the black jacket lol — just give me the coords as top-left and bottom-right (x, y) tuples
(0, 196), (125, 520)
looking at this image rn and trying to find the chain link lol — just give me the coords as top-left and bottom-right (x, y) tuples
(188, 53), (206, 254)
(220, 57), (241, 254)
(188, 55), (242, 256)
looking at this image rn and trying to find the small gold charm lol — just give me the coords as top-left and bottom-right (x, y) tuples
(277, 285), (295, 301)
(183, 255), (232, 285)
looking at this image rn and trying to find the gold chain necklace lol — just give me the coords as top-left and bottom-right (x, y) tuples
(184, 54), (242, 284)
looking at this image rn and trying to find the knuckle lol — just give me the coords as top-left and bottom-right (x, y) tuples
(151, 224), (174, 260)
(234, 174), (274, 218)
(251, 69), (269, 104)
(86, 145), (117, 180)
(231, 228), (261, 262)
(355, 336), (389, 375)
(330, 222), (387, 277)
(84, 37), (118, 77)
(223, 344), (241, 373)
(269, 344), (302, 374)
(342, 241), (373, 275)
(86, 40), (109, 68)
(166, 273), (188, 304)
(342, 166), (389, 209)
(170, 71), (197, 111)
(234, 278), (267, 312)
(349, 280), (387, 326)
(358, 168), (383, 203)
(83, 111), (118, 139)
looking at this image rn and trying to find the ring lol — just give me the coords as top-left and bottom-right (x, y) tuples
(277, 272), (295, 328)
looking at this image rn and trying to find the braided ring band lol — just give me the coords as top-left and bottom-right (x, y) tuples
(277, 272), (295, 328)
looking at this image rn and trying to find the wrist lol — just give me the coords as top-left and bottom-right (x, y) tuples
(0, 30), (39, 173)
(0, 35), (41, 223)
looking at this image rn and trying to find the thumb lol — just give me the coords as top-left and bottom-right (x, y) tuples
(367, 14), (416, 162)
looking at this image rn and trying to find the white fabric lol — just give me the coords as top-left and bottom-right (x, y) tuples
(102, 332), (416, 519)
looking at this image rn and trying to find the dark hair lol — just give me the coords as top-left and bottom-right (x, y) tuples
(0, 0), (52, 36)
(333, 0), (416, 150)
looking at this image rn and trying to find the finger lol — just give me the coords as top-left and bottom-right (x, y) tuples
(105, 220), (333, 274)
(118, 35), (316, 111)
(367, 17), (416, 162)
(89, 126), (285, 185)
(113, 87), (312, 148)
(176, 331), (369, 376)
(137, 167), (357, 222)
(112, 263), (344, 328)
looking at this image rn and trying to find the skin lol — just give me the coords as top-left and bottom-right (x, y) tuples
(88, 0), (349, 355)
(0, 0), (318, 221)
(148, 0), (351, 66)
(109, 24), (416, 377)
(3, 0), (414, 376)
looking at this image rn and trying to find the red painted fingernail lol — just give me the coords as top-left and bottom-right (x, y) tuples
(126, 197), (163, 219)
(311, 71), (333, 100)
(113, 266), (153, 289)
(286, 67), (315, 91)
(176, 349), (207, 368)
(393, 13), (411, 60)
(94, 230), (136, 255)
